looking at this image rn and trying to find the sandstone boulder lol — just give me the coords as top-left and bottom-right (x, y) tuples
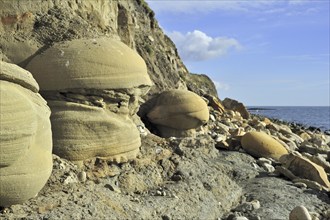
(147, 89), (209, 137)
(280, 152), (330, 188)
(49, 101), (141, 163)
(26, 38), (152, 91)
(0, 61), (52, 206)
(26, 38), (152, 163)
(241, 131), (288, 160)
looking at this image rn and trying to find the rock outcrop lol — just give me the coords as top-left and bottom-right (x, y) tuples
(147, 89), (209, 137)
(223, 98), (250, 119)
(0, 0), (213, 96)
(26, 38), (152, 163)
(0, 61), (52, 206)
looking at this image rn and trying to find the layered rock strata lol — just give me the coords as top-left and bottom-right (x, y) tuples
(0, 0), (198, 96)
(0, 61), (52, 206)
(26, 38), (152, 163)
(147, 89), (209, 137)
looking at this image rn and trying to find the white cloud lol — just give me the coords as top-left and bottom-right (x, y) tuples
(168, 30), (241, 61)
(213, 80), (230, 91)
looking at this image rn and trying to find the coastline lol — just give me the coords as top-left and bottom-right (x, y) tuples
(248, 106), (330, 133)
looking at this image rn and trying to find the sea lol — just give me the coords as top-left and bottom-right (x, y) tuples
(248, 106), (330, 132)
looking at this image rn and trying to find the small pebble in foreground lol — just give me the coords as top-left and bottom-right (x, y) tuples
(289, 205), (312, 220)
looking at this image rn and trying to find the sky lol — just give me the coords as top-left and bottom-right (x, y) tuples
(146, 0), (330, 106)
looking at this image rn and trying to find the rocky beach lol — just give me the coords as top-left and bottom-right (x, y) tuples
(0, 0), (329, 219)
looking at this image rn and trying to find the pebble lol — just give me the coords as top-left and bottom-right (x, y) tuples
(77, 171), (87, 182)
(261, 163), (275, 173)
(104, 183), (121, 193)
(137, 125), (148, 136)
(289, 205), (312, 220)
(215, 134), (226, 142)
(233, 217), (249, 220)
(161, 214), (171, 220)
(210, 114), (216, 122)
(293, 182), (307, 189)
(233, 200), (260, 212)
(257, 157), (272, 165)
(63, 173), (78, 185)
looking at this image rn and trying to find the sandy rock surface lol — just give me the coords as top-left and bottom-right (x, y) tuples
(0, 61), (52, 207)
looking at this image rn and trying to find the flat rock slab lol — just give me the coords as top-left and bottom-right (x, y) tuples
(241, 176), (329, 220)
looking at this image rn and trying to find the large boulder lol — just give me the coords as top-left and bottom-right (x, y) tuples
(222, 98), (250, 119)
(0, 61), (52, 206)
(241, 131), (288, 160)
(26, 37), (152, 91)
(147, 89), (209, 137)
(48, 101), (141, 162)
(280, 153), (330, 188)
(26, 38), (152, 163)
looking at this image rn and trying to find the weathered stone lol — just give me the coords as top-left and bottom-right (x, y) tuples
(299, 132), (311, 141)
(204, 94), (225, 113)
(289, 206), (312, 220)
(280, 152), (330, 188)
(301, 153), (330, 173)
(0, 61), (52, 206)
(222, 98), (250, 119)
(49, 100), (141, 162)
(26, 38), (152, 162)
(26, 38), (152, 91)
(241, 131), (288, 160)
(147, 89), (209, 138)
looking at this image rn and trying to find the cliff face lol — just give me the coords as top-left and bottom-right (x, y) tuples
(0, 0), (199, 96)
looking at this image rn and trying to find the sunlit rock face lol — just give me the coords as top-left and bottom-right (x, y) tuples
(147, 89), (209, 138)
(26, 38), (152, 163)
(0, 61), (52, 207)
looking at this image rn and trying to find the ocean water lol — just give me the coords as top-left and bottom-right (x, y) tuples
(248, 106), (330, 131)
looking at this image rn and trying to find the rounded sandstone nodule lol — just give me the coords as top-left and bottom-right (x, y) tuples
(147, 89), (209, 138)
(0, 61), (52, 207)
(25, 38), (152, 162)
(49, 101), (141, 163)
(241, 131), (288, 160)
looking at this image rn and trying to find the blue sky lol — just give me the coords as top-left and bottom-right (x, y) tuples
(146, 0), (330, 106)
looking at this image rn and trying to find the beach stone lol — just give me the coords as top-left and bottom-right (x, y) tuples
(241, 131), (288, 160)
(280, 152), (330, 188)
(293, 182), (307, 188)
(262, 118), (272, 125)
(301, 153), (330, 173)
(222, 98), (250, 119)
(300, 132), (312, 141)
(261, 163), (275, 173)
(147, 89), (209, 138)
(26, 38), (152, 162)
(0, 61), (52, 206)
(204, 94), (225, 113)
(289, 205), (312, 220)
(234, 200), (260, 212)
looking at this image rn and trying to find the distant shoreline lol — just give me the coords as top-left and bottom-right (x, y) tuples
(248, 106), (330, 133)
